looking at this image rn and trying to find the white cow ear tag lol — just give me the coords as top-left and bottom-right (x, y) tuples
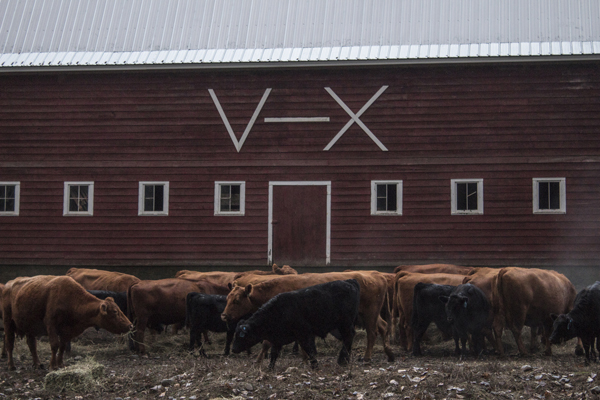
(463, 300), (468, 309)
(240, 325), (248, 337)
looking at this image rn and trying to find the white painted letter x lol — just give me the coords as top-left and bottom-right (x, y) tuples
(323, 86), (389, 151)
(208, 88), (272, 152)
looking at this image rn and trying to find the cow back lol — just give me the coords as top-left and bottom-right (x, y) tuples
(67, 268), (140, 292)
(394, 264), (473, 275)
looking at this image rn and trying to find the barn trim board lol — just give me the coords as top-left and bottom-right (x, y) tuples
(268, 181), (332, 266)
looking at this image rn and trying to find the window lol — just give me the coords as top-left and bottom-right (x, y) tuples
(451, 179), (483, 215)
(371, 180), (402, 215)
(138, 182), (169, 216)
(63, 182), (94, 216)
(533, 178), (566, 214)
(214, 182), (245, 216)
(0, 182), (20, 216)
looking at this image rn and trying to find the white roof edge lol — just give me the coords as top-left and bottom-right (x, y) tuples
(2, 42), (600, 71)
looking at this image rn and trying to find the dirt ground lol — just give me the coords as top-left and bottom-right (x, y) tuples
(0, 327), (598, 400)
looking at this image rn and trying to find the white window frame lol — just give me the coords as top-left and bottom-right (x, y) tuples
(370, 180), (403, 215)
(214, 181), (246, 216)
(0, 181), (20, 216)
(451, 179), (484, 215)
(533, 178), (566, 214)
(138, 181), (169, 216)
(63, 181), (94, 216)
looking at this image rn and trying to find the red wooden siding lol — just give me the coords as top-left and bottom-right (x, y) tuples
(0, 62), (599, 268)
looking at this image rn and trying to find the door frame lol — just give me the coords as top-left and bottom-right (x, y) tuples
(268, 181), (331, 266)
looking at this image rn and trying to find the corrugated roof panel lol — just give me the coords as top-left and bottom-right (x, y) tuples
(1, 0), (599, 70)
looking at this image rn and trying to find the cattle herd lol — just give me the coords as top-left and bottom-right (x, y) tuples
(0, 263), (599, 372)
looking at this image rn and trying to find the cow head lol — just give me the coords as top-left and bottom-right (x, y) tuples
(231, 320), (262, 354)
(549, 313), (577, 344)
(221, 284), (260, 323)
(441, 294), (468, 324)
(97, 297), (134, 334)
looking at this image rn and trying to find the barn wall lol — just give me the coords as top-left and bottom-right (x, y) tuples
(1, 62), (599, 269)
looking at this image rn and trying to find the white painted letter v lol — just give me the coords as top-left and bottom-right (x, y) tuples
(208, 88), (272, 152)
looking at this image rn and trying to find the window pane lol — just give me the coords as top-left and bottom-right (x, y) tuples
(539, 182), (549, 210)
(221, 198), (230, 211)
(467, 182), (478, 210)
(0, 186), (5, 198)
(70, 185), (79, 199)
(376, 184), (386, 198)
(549, 182), (560, 209)
(0, 199), (5, 211)
(79, 185), (88, 199)
(387, 184), (397, 211)
(221, 185), (231, 197)
(145, 185), (153, 199)
(377, 197), (386, 211)
(456, 183), (467, 210)
(6, 185), (14, 198)
(6, 199), (14, 211)
(70, 199), (78, 212)
(144, 198), (154, 211)
(154, 186), (164, 211)
(231, 185), (240, 211)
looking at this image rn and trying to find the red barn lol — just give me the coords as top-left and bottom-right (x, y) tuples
(0, 1), (599, 283)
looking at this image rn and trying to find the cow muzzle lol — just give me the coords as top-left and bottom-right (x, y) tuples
(221, 313), (230, 323)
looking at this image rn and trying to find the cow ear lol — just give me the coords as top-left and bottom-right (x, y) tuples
(550, 313), (558, 321)
(439, 295), (449, 304)
(100, 302), (108, 314)
(245, 284), (253, 296)
(228, 283), (233, 291)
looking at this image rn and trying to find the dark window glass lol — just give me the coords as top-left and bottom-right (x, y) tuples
(456, 182), (478, 211)
(220, 184), (241, 212)
(376, 184), (397, 212)
(539, 181), (561, 210)
(144, 185), (164, 212)
(0, 185), (16, 212)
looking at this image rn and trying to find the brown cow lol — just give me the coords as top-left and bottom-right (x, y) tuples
(66, 267), (140, 292)
(492, 267), (576, 356)
(128, 278), (229, 354)
(175, 264), (298, 287)
(221, 271), (394, 363)
(393, 272), (465, 351)
(394, 264), (474, 275)
(2, 275), (132, 370)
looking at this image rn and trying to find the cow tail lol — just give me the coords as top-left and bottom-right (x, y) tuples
(126, 283), (136, 323)
(184, 293), (192, 328)
(494, 268), (509, 318)
(411, 282), (425, 328)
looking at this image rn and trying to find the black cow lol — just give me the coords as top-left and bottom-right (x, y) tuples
(441, 283), (490, 357)
(185, 292), (237, 356)
(231, 279), (360, 370)
(87, 290), (128, 314)
(411, 282), (457, 356)
(550, 281), (600, 363)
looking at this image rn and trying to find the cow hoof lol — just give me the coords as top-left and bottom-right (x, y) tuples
(575, 347), (584, 356)
(8, 365), (16, 371)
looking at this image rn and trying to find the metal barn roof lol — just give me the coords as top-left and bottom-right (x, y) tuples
(1, 0), (599, 70)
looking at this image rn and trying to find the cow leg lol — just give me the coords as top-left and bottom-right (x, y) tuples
(203, 331), (211, 345)
(376, 316), (395, 362)
(134, 317), (148, 354)
(267, 345), (282, 370)
(56, 339), (69, 369)
(575, 338), (584, 356)
(337, 325), (355, 366)
(224, 330), (233, 356)
(397, 312), (408, 351)
(460, 335), (468, 358)
(255, 340), (271, 364)
(509, 326), (528, 356)
(26, 334), (42, 369)
(299, 337), (318, 369)
(4, 321), (16, 370)
(411, 320), (430, 357)
(492, 314), (506, 356)
(453, 335), (461, 356)
(47, 327), (61, 370)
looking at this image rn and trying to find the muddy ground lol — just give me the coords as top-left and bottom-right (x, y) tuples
(0, 327), (598, 400)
